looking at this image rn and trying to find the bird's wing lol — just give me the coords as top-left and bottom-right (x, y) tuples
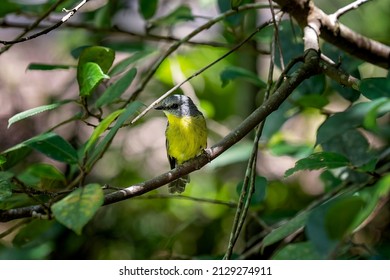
(166, 138), (177, 169)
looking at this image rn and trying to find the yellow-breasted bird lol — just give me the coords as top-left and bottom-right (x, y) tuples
(155, 94), (207, 194)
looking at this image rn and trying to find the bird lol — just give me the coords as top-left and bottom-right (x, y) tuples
(155, 94), (207, 194)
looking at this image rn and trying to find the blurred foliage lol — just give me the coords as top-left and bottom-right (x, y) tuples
(0, 0), (390, 260)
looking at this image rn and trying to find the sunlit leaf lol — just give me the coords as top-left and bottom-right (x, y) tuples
(77, 46), (115, 97)
(78, 62), (109, 97)
(285, 152), (350, 177)
(8, 100), (72, 128)
(51, 184), (104, 235)
(78, 46), (115, 73)
(363, 99), (390, 133)
(95, 68), (137, 107)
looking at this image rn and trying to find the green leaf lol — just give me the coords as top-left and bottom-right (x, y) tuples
(285, 152), (350, 177)
(321, 129), (374, 167)
(85, 109), (124, 152)
(0, 1), (20, 17)
(262, 212), (309, 248)
(349, 175), (390, 232)
(109, 50), (155, 76)
(78, 62), (110, 97)
(363, 99), (390, 133)
(8, 100), (72, 128)
(78, 46), (115, 73)
(27, 63), (74, 71)
(139, 0), (158, 19)
(272, 242), (321, 260)
(95, 68), (137, 108)
(77, 46), (115, 97)
(25, 163), (65, 181)
(1, 145), (32, 170)
(306, 194), (367, 257)
(316, 99), (387, 145)
(12, 220), (55, 247)
(23, 132), (78, 164)
(51, 184), (104, 235)
(1, 132), (78, 166)
(0, 171), (14, 201)
(220, 66), (266, 88)
(217, 0), (244, 26)
(305, 200), (339, 257)
(87, 101), (144, 168)
(20, 163), (66, 190)
(360, 77), (390, 100)
(325, 196), (366, 240)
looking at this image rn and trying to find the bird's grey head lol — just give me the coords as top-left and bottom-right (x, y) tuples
(155, 94), (202, 117)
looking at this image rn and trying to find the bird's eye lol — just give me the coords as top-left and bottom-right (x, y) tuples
(170, 103), (179, 109)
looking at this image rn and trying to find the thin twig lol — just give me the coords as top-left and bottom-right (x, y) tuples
(0, 0), (89, 47)
(330, 0), (371, 22)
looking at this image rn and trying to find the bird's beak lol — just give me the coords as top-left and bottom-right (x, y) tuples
(154, 104), (163, 110)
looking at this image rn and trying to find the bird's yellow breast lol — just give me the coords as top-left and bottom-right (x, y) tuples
(165, 113), (207, 164)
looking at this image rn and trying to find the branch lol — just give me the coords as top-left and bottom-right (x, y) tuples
(329, 0), (371, 21)
(274, 0), (390, 69)
(0, 49), (321, 223)
(0, 0), (89, 47)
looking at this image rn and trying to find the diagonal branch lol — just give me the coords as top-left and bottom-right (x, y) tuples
(0, 49), (321, 223)
(274, 0), (390, 69)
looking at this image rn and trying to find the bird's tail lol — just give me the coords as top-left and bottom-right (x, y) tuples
(168, 175), (190, 194)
